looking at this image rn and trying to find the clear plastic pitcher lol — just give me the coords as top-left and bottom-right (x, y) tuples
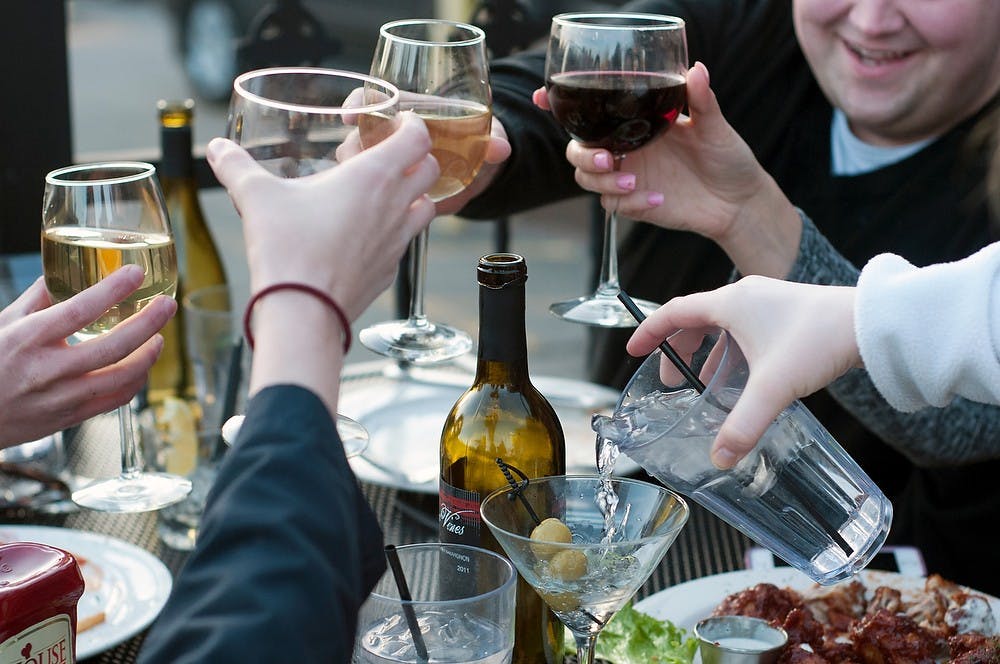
(593, 328), (892, 585)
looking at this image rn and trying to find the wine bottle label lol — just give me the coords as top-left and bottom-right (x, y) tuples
(439, 480), (481, 544)
(0, 615), (74, 664)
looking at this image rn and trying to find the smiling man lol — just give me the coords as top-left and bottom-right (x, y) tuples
(454, 0), (1000, 595)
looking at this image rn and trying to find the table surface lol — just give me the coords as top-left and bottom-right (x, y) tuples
(1, 371), (753, 663)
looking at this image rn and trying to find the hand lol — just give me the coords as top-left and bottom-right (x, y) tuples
(336, 105), (511, 218)
(626, 276), (861, 469)
(0, 267), (175, 448)
(538, 62), (802, 278)
(207, 112), (440, 320)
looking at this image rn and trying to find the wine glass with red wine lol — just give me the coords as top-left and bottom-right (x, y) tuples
(545, 13), (688, 327)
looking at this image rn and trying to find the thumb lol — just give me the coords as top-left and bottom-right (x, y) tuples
(709, 375), (789, 469)
(532, 86), (551, 111)
(205, 137), (268, 191)
(684, 62), (724, 127)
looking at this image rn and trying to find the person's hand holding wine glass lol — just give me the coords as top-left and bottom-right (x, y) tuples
(541, 12), (688, 328)
(41, 162), (192, 512)
(543, 59), (804, 282)
(226, 66), (407, 455)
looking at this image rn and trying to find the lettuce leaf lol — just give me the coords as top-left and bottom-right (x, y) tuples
(562, 602), (698, 664)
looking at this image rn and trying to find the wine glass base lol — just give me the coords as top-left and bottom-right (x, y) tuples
(71, 473), (192, 513)
(221, 413), (367, 459)
(359, 319), (473, 365)
(549, 293), (660, 328)
(336, 415), (369, 459)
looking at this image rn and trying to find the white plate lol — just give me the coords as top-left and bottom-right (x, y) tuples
(0, 525), (173, 659)
(634, 568), (1000, 660)
(342, 371), (639, 494)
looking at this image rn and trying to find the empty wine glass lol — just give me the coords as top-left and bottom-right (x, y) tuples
(42, 162), (192, 512)
(545, 13), (688, 327)
(227, 66), (399, 454)
(358, 19), (492, 365)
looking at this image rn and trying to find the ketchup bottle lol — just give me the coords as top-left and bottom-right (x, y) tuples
(0, 542), (85, 664)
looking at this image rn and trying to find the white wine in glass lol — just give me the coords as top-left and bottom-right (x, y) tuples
(42, 162), (192, 512)
(358, 18), (492, 365)
(227, 67), (401, 458)
(545, 13), (688, 327)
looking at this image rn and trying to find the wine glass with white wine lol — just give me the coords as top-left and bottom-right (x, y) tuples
(358, 18), (492, 364)
(41, 162), (192, 512)
(227, 67), (401, 457)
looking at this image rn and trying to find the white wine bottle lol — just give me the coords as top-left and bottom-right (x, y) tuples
(440, 253), (566, 664)
(146, 99), (227, 407)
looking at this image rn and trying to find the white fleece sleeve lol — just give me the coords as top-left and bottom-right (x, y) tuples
(855, 243), (1000, 412)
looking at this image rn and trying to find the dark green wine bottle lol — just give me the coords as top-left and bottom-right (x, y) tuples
(440, 253), (566, 664)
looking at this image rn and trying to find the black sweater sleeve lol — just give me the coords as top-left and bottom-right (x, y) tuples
(138, 385), (385, 663)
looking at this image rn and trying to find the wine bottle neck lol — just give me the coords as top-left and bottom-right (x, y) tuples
(476, 280), (529, 382)
(160, 126), (194, 179)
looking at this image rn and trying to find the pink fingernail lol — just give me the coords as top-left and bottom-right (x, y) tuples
(647, 192), (664, 206)
(594, 153), (610, 169)
(617, 174), (635, 191)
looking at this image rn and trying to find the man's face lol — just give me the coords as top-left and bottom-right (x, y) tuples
(793, 0), (1000, 145)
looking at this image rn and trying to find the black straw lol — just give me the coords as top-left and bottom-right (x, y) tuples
(384, 545), (429, 662)
(617, 291), (706, 392)
(212, 337), (244, 461)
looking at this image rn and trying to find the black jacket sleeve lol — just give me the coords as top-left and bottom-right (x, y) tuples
(138, 385), (385, 663)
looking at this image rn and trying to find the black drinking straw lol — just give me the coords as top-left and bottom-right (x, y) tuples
(616, 291), (706, 392)
(617, 291), (854, 558)
(212, 337), (244, 461)
(384, 545), (429, 662)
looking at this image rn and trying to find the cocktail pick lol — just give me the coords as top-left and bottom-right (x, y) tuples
(495, 458), (541, 527)
(616, 291), (706, 392)
(384, 544), (429, 663)
(495, 459), (606, 629)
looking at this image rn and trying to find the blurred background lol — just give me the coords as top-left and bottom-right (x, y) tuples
(0, 0), (635, 378)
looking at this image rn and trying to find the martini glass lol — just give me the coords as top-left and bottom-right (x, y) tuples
(480, 474), (689, 664)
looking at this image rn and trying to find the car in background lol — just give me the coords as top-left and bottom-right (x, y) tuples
(165, 0), (436, 102)
(164, 0), (623, 103)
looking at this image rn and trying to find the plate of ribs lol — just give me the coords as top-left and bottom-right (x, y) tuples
(634, 567), (999, 662)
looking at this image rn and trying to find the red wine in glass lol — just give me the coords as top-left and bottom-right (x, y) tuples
(547, 71), (686, 156)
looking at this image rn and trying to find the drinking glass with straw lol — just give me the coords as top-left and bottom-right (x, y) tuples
(354, 543), (516, 663)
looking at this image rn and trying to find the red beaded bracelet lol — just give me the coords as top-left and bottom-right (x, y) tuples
(242, 282), (352, 354)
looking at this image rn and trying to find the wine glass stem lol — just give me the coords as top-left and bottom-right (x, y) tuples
(116, 402), (143, 481)
(574, 632), (599, 664)
(406, 226), (430, 328)
(595, 158), (624, 297)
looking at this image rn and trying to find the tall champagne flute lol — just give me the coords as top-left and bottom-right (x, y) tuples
(358, 19), (491, 364)
(42, 162), (192, 512)
(545, 13), (688, 327)
(227, 67), (400, 457)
